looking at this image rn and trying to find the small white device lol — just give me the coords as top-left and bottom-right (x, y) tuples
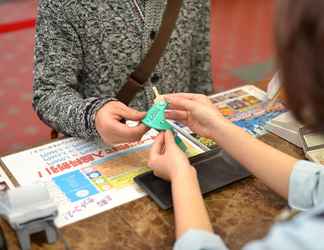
(0, 183), (58, 250)
(265, 112), (303, 147)
(299, 127), (324, 164)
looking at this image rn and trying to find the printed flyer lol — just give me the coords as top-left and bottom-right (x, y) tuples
(0, 131), (203, 227)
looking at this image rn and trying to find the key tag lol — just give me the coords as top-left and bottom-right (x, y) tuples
(142, 87), (187, 152)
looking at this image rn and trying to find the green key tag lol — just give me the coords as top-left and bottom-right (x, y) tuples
(142, 100), (187, 153)
(142, 100), (172, 130)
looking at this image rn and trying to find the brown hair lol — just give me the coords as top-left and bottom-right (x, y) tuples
(276, 0), (324, 130)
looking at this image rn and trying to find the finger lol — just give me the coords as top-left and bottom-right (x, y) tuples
(164, 93), (202, 100)
(165, 110), (188, 121)
(165, 96), (197, 112)
(165, 93), (210, 106)
(164, 130), (176, 147)
(165, 101), (188, 111)
(117, 105), (146, 121)
(110, 120), (148, 141)
(124, 124), (150, 141)
(150, 133), (165, 157)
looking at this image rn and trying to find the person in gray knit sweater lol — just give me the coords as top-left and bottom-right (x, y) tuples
(33, 0), (212, 145)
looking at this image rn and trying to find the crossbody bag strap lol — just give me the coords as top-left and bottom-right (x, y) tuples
(116, 0), (183, 105)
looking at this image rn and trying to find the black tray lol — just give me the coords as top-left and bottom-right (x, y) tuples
(134, 148), (251, 209)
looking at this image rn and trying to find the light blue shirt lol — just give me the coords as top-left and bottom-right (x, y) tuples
(174, 160), (324, 250)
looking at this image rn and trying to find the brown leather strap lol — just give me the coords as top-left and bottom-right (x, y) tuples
(116, 0), (183, 105)
(51, 129), (58, 139)
(116, 76), (146, 106)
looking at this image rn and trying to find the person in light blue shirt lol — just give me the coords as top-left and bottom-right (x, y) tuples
(173, 160), (324, 250)
(147, 0), (324, 249)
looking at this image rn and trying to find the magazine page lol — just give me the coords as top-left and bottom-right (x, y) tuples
(169, 85), (287, 150)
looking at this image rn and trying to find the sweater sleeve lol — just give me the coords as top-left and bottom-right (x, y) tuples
(33, 0), (114, 140)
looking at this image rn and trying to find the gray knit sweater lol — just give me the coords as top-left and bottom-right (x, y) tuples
(33, 0), (212, 140)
